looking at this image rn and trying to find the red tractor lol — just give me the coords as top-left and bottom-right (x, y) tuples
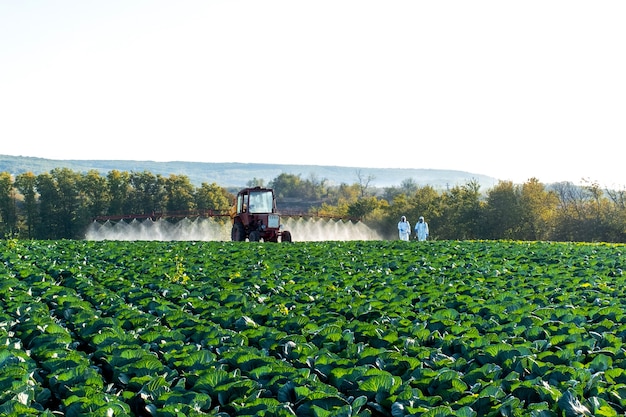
(230, 186), (292, 242)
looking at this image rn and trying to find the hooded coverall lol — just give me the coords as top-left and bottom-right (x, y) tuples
(415, 217), (429, 241)
(398, 217), (411, 241)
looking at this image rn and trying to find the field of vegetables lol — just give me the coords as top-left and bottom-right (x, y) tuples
(1, 239), (626, 417)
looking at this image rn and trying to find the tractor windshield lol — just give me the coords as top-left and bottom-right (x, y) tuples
(248, 190), (273, 213)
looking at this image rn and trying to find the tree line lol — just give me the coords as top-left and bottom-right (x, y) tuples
(377, 178), (626, 242)
(0, 168), (233, 239)
(0, 168), (624, 242)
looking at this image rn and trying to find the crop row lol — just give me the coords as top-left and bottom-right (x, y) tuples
(1, 239), (625, 416)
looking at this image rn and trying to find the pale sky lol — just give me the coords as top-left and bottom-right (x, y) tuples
(1, 1), (625, 187)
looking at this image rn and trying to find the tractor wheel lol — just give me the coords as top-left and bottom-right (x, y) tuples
(231, 222), (245, 241)
(281, 231), (292, 242)
(249, 230), (261, 242)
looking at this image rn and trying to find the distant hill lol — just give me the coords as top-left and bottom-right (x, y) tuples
(0, 154), (498, 189)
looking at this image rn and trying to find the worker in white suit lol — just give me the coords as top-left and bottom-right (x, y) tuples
(397, 216), (411, 241)
(414, 216), (429, 241)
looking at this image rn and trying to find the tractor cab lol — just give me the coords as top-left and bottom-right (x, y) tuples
(237, 188), (274, 215)
(231, 187), (292, 242)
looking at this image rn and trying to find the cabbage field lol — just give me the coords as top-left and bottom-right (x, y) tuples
(1, 239), (626, 416)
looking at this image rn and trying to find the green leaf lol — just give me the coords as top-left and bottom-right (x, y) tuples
(160, 390), (212, 412)
(231, 397), (289, 416)
(0, 400), (42, 417)
(588, 354), (613, 372)
(295, 397), (350, 417)
(358, 374), (401, 397)
(454, 406), (477, 417)
(235, 315), (258, 330)
(351, 395), (368, 412)
(604, 368), (626, 384)
(193, 368), (231, 393)
(422, 405), (455, 417)
(216, 379), (259, 405)
(140, 376), (170, 400)
(557, 390), (592, 417)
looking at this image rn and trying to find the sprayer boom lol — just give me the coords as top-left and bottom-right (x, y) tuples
(92, 209), (230, 222)
(92, 186), (361, 241)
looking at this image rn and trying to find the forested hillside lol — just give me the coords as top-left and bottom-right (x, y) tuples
(1, 167), (625, 242)
(0, 154), (497, 188)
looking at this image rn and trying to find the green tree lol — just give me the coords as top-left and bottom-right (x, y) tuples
(382, 179), (419, 202)
(518, 178), (558, 241)
(336, 183), (361, 205)
(383, 193), (412, 239)
(79, 170), (111, 222)
(484, 181), (522, 239)
(605, 187), (626, 242)
(401, 178), (419, 195)
(165, 174), (196, 213)
(107, 170), (131, 216)
(0, 172), (18, 237)
(316, 201), (350, 219)
(303, 173), (327, 200)
(388, 193), (412, 221)
(407, 185), (442, 236)
(195, 182), (233, 213)
(269, 173), (303, 199)
(347, 196), (382, 221)
(439, 180), (484, 239)
(268, 173), (329, 201)
(383, 185), (441, 240)
(15, 172), (38, 238)
(247, 177), (265, 187)
(582, 179), (618, 242)
(35, 172), (60, 239)
(552, 181), (592, 241)
(128, 171), (166, 215)
(51, 168), (83, 238)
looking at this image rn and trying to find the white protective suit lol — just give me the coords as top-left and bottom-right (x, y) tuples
(397, 216), (411, 241)
(414, 216), (429, 241)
